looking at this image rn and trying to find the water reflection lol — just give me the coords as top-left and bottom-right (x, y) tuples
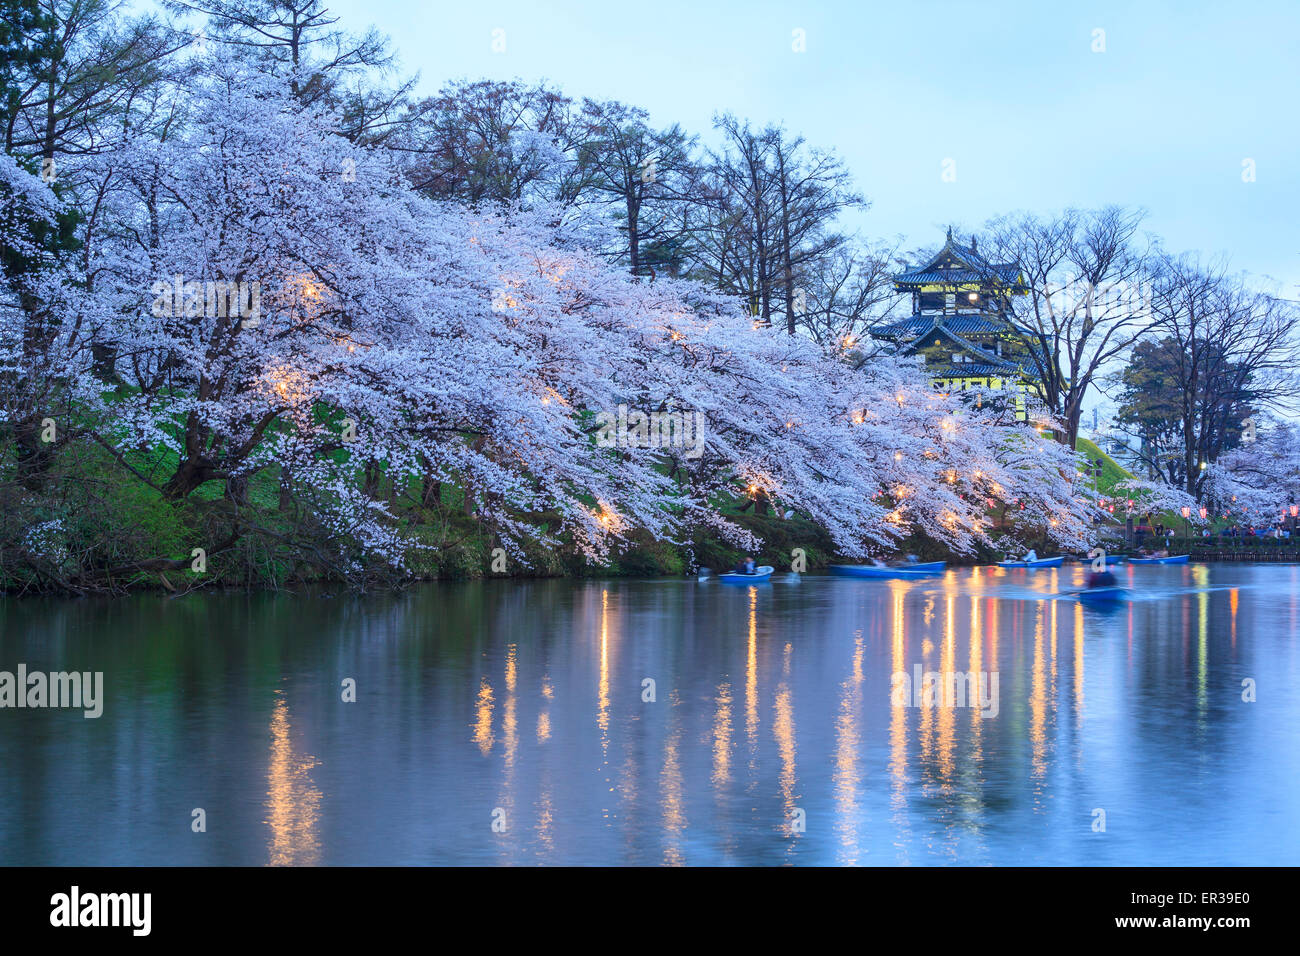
(833, 631), (864, 865)
(1, 565), (1297, 865)
(266, 691), (321, 866)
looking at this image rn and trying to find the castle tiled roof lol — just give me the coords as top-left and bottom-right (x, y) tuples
(870, 309), (1041, 384)
(931, 362), (1026, 379)
(872, 314), (1031, 338)
(893, 230), (1025, 290)
(869, 229), (1043, 388)
(895, 265), (1022, 286)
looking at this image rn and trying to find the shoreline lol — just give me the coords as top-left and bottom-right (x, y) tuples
(8, 551), (1300, 600)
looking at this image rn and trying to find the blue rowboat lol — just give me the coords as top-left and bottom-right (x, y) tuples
(997, 556), (1065, 569)
(829, 563), (944, 580)
(718, 565), (774, 583)
(1128, 554), (1189, 565)
(1071, 586), (1129, 602)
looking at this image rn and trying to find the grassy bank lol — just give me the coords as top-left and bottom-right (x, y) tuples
(2, 436), (1015, 593)
(0, 414), (1090, 594)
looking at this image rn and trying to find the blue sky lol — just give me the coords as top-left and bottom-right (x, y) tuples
(318, 0), (1298, 293)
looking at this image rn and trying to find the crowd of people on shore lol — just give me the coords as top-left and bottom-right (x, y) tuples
(1133, 517), (1295, 545)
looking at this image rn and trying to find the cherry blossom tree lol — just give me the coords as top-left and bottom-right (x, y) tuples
(1203, 422), (1300, 523)
(4, 57), (1100, 586)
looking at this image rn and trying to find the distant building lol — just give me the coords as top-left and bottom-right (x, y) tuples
(1084, 423), (1145, 476)
(870, 228), (1044, 418)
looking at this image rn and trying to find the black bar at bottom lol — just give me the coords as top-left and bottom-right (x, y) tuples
(0, 866), (1280, 942)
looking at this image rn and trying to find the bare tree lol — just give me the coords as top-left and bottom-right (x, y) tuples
(164, 0), (412, 141)
(983, 206), (1155, 447)
(766, 125), (860, 334)
(395, 78), (586, 206)
(8, 0), (184, 163)
(686, 114), (861, 333)
(575, 98), (696, 277)
(1142, 254), (1300, 497)
(795, 240), (904, 353)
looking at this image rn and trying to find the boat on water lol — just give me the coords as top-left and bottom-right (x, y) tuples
(717, 565), (775, 583)
(829, 562), (945, 580)
(1128, 554), (1190, 565)
(1070, 585), (1130, 602)
(901, 561), (946, 572)
(997, 556), (1065, 569)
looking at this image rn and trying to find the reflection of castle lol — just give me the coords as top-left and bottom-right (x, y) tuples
(871, 229), (1044, 418)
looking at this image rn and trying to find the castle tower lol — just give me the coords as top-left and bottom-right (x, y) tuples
(870, 228), (1043, 415)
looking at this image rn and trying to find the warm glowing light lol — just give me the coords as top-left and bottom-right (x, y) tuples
(266, 693), (321, 866)
(592, 502), (622, 532)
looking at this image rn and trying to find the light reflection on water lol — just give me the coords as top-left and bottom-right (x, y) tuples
(1, 563), (1297, 865)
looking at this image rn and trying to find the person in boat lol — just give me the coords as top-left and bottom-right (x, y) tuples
(903, 554), (920, 564)
(732, 555), (756, 574)
(1087, 568), (1118, 589)
(1023, 548), (1038, 562)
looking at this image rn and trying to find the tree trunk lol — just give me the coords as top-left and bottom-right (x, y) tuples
(278, 466), (293, 512)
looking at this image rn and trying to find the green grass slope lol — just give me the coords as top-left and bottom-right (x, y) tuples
(1075, 437), (1134, 495)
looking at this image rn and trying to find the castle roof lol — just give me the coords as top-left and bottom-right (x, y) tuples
(893, 229), (1026, 290)
(872, 313), (1033, 339)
